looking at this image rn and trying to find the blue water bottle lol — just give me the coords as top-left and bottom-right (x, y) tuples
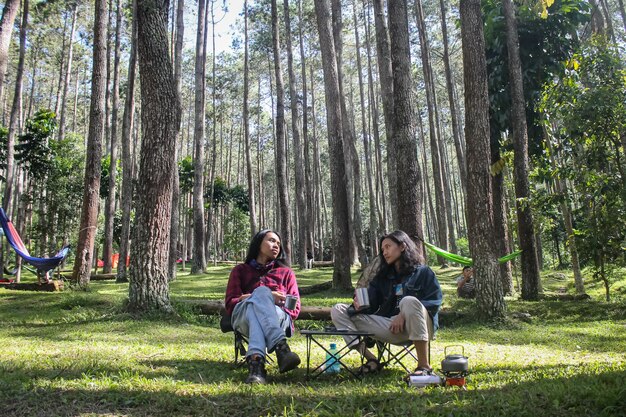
(325, 343), (340, 373)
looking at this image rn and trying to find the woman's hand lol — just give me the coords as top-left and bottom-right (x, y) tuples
(239, 293), (252, 302)
(272, 291), (286, 305)
(389, 314), (405, 334)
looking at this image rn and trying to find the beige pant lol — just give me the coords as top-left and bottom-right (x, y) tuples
(331, 296), (433, 348)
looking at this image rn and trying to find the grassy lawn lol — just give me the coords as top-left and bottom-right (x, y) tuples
(0, 265), (624, 416)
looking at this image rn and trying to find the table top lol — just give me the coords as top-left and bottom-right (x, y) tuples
(300, 329), (374, 337)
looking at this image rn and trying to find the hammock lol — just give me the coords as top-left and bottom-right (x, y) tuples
(423, 241), (522, 266)
(0, 208), (70, 275)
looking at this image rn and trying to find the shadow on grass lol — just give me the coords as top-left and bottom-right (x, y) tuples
(0, 364), (623, 417)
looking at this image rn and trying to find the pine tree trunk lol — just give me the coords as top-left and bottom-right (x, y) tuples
(503, 0), (541, 300)
(0, 0), (20, 103)
(128, 0), (181, 313)
(284, 0), (306, 268)
(492, 171), (514, 295)
(460, 0), (504, 319)
(191, 0), (207, 273)
(243, 0), (257, 238)
(73, 0), (108, 289)
(103, 0), (123, 274)
(271, 0), (293, 264)
(298, 0), (315, 264)
(57, 4), (77, 142)
(169, 0), (184, 281)
(388, 0), (425, 256)
(414, 0), (447, 261)
(314, 0), (352, 288)
(2, 0), (27, 215)
(439, 0), (467, 195)
(617, 0), (626, 32)
(372, 0), (396, 227)
(116, 0), (137, 284)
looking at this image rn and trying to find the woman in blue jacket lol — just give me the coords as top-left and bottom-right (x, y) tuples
(331, 230), (443, 377)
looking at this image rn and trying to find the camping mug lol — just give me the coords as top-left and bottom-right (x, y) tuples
(284, 294), (298, 310)
(355, 287), (370, 310)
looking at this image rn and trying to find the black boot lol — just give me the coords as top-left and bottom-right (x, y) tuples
(245, 354), (267, 384)
(274, 340), (301, 373)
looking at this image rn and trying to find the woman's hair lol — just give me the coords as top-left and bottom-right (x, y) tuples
(245, 229), (289, 267)
(376, 230), (424, 276)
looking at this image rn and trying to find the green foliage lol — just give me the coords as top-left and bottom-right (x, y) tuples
(15, 109), (57, 181)
(178, 155), (194, 193)
(483, 0), (590, 157)
(99, 154), (121, 199)
(222, 207), (251, 261)
(540, 36), (626, 299)
(207, 176), (250, 214)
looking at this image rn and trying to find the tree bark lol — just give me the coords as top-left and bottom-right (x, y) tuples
(372, 0), (396, 226)
(128, 0), (181, 313)
(116, 0), (137, 284)
(73, 0), (108, 289)
(388, 0), (425, 256)
(503, 0), (541, 300)
(414, 0), (447, 261)
(460, 0), (504, 319)
(438, 0), (467, 196)
(191, 0), (207, 273)
(103, 0), (123, 274)
(169, 0), (184, 281)
(314, 0), (352, 288)
(0, 0), (20, 104)
(617, 0), (626, 32)
(271, 0), (293, 264)
(284, 0), (306, 268)
(243, 0), (257, 238)
(57, 3), (77, 142)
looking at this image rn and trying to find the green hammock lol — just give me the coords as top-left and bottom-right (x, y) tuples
(423, 241), (522, 266)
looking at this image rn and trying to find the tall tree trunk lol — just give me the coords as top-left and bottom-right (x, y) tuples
(206, 1), (217, 265)
(0, 0), (20, 104)
(243, 0), (257, 238)
(388, 0), (424, 256)
(503, 0), (541, 300)
(128, 0), (181, 313)
(617, 0), (626, 32)
(354, 0), (378, 260)
(372, 0), (396, 226)
(191, 0), (207, 273)
(169, 0), (184, 281)
(284, 0), (306, 268)
(2, 0), (27, 216)
(103, 0), (122, 274)
(73, 0), (108, 288)
(492, 170), (514, 295)
(57, 3), (77, 142)
(314, 0), (352, 288)
(414, 0), (447, 261)
(438, 0), (466, 195)
(116, 0), (137, 284)
(271, 0), (292, 264)
(298, 0), (315, 264)
(461, 0), (504, 319)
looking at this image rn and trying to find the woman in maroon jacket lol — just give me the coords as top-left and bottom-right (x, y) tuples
(224, 229), (301, 384)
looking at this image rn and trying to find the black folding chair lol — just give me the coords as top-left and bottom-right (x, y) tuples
(220, 312), (273, 366)
(376, 340), (430, 374)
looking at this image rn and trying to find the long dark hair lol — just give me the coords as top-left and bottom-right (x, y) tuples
(376, 230), (423, 276)
(244, 229), (289, 267)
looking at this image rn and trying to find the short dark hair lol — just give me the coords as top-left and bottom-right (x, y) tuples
(245, 229), (289, 267)
(463, 265), (472, 272)
(377, 230), (424, 276)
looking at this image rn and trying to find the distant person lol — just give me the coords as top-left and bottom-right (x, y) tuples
(306, 250), (314, 269)
(456, 266), (476, 299)
(224, 229), (301, 384)
(331, 230), (443, 379)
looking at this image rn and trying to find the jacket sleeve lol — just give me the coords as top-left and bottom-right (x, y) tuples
(282, 268), (300, 321)
(224, 265), (244, 315)
(365, 278), (383, 314)
(414, 266), (443, 312)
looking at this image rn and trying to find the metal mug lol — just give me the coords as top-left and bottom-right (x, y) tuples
(284, 294), (298, 310)
(355, 287), (370, 310)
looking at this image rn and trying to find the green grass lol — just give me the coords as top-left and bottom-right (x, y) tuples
(0, 266), (624, 416)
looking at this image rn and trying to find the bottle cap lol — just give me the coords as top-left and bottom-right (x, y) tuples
(330, 343), (337, 349)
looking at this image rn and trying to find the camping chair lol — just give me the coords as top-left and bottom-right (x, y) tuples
(376, 340), (431, 374)
(220, 312), (273, 366)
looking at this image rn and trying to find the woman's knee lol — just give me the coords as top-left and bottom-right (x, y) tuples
(331, 303), (349, 321)
(399, 296), (424, 314)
